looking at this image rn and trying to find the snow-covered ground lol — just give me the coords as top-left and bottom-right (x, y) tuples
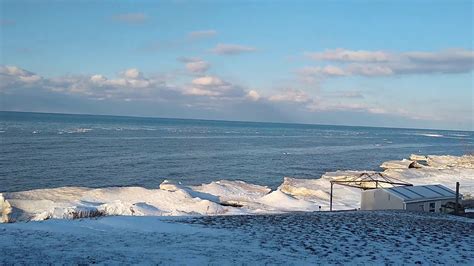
(1, 211), (472, 264)
(1, 154), (473, 223)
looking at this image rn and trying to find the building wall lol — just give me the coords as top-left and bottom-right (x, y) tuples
(405, 199), (454, 213)
(361, 189), (404, 210)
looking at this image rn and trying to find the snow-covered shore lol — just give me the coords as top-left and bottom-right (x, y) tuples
(1, 154), (473, 223)
(1, 211), (472, 264)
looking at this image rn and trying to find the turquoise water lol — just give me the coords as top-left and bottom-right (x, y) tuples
(0, 111), (472, 192)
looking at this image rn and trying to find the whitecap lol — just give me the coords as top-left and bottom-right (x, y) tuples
(419, 133), (444, 138)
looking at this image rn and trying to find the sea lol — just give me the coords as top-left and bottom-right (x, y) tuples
(0, 111), (472, 192)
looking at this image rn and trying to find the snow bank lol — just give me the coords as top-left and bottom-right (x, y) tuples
(1, 154), (472, 223)
(191, 180), (271, 205)
(278, 176), (360, 211)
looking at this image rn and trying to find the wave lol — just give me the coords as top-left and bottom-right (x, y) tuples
(419, 133), (444, 138)
(58, 128), (93, 134)
(1, 154), (473, 223)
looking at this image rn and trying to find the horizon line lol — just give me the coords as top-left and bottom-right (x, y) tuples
(1, 110), (472, 133)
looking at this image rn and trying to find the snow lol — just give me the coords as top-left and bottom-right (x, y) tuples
(410, 154), (474, 168)
(1, 154), (473, 223)
(380, 158), (419, 169)
(190, 179), (271, 204)
(0, 211), (472, 264)
(278, 176), (361, 211)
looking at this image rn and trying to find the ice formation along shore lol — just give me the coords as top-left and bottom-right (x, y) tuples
(1, 154), (473, 223)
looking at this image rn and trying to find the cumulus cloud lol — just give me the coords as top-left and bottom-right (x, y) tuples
(306, 49), (391, 62)
(308, 102), (386, 114)
(299, 65), (347, 77)
(246, 90), (261, 101)
(302, 48), (474, 78)
(210, 43), (257, 55)
(188, 30), (217, 39)
(191, 76), (225, 86)
(1, 65), (173, 102)
(185, 75), (248, 99)
(0, 66), (42, 90)
(121, 68), (143, 79)
(1, 65), (259, 106)
(2, 65), (465, 129)
(179, 57), (210, 74)
(112, 13), (148, 24)
(186, 61), (210, 73)
(268, 89), (312, 103)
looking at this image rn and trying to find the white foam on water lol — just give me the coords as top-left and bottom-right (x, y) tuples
(420, 133), (444, 138)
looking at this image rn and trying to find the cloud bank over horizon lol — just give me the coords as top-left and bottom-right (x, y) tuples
(1, 58), (472, 130)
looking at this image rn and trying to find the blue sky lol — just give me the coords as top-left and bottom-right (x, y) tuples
(1, 0), (473, 130)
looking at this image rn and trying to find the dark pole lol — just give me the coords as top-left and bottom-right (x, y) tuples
(330, 182), (333, 211)
(455, 182), (460, 215)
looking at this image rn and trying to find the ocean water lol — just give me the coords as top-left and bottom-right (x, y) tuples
(0, 111), (472, 192)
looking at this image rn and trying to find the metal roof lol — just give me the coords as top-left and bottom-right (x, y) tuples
(384, 184), (457, 203)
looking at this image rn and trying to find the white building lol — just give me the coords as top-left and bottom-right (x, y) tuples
(361, 184), (458, 212)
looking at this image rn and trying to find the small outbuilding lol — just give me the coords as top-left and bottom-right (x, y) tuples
(361, 184), (459, 213)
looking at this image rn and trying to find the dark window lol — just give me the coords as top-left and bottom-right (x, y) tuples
(429, 202), (435, 212)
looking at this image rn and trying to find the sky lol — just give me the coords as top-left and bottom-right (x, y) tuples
(0, 0), (473, 130)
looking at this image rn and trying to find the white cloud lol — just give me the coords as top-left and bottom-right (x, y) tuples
(301, 48), (474, 79)
(306, 49), (391, 62)
(246, 90), (261, 101)
(210, 43), (257, 55)
(2, 65), (469, 129)
(308, 102), (386, 114)
(346, 64), (394, 76)
(186, 61), (210, 73)
(188, 30), (217, 39)
(0, 65), (42, 89)
(112, 13), (148, 24)
(192, 76), (225, 86)
(122, 68), (143, 79)
(183, 87), (221, 96)
(185, 75), (251, 99)
(299, 65), (347, 77)
(90, 74), (107, 83)
(269, 89), (311, 103)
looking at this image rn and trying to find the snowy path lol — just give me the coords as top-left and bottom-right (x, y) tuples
(1, 211), (473, 264)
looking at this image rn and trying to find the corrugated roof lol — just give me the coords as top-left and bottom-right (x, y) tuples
(385, 185), (457, 202)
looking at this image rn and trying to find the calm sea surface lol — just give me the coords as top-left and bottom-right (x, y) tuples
(1, 111), (472, 192)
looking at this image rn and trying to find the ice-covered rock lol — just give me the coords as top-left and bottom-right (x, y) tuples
(425, 155), (474, 169)
(0, 194), (12, 223)
(1, 186), (236, 222)
(380, 159), (422, 169)
(410, 154), (474, 168)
